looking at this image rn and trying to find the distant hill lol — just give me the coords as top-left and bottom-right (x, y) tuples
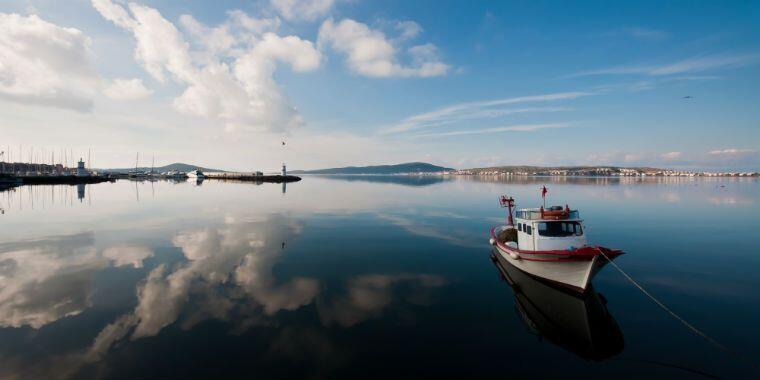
(315, 174), (449, 186)
(100, 162), (224, 173)
(291, 162), (454, 175)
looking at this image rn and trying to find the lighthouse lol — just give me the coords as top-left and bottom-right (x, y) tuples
(76, 158), (89, 177)
(281, 163), (287, 176)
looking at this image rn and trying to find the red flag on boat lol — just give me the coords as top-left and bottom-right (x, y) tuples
(541, 185), (548, 199)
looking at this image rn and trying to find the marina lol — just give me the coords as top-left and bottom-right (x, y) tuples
(0, 154), (300, 188)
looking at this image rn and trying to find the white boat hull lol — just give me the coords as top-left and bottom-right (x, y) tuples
(494, 244), (597, 292)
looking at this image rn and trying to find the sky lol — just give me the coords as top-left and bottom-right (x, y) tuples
(0, 0), (758, 171)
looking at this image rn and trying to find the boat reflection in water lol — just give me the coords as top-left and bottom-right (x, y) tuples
(491, 251), (624, 361)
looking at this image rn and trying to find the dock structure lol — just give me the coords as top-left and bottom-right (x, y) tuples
(0, 156), (115, 187)
(204, 172), (301, 183)
(19, 175), (115, 185)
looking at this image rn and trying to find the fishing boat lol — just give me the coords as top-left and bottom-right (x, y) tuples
(186, 169), (205, 179)
(165, 170), (188, 179)
(489, 189), (623, 293)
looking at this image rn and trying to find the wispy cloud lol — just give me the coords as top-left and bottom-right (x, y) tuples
(571, 53), (760, 77)
(381, 92), (590, 134)
(622, 27), (669, 41)
(660, 151), (682, 160)
(708, 148), (756, 156)
(411, 123), (569, 139)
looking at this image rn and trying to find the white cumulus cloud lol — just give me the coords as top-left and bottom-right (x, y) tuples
(103, 78), (153, 100)
(318, 18), (449, 78)
(270, 0), (335, 21)
(395, 20), (422, 40)
(92, 0), (321, 133)
(0, 13), (98, 111)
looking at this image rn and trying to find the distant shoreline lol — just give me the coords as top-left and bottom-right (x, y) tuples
(450, 172), (759, 178)
(300, 172), (759, 178)
(292, 163), (758, 177)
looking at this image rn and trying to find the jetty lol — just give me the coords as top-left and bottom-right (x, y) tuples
(19, 175), (114, 185)
(204, 172), (301, 183)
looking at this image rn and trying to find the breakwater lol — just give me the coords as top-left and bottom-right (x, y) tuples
(204, 172), (301, 183)
(18, 176), (115, 185)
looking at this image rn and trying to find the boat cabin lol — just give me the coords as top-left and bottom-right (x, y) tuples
(514, 206), (586, 251)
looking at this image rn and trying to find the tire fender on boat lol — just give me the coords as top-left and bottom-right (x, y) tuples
(503, 241), (520, 260)
(489, 238), (496, 245)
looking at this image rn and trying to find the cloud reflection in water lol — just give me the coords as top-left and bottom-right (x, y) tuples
(0, 207), (450, 379)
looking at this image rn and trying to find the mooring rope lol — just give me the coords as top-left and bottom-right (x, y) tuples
(597, 248), (760, 371)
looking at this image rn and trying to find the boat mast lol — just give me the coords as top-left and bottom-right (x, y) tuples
(499, 195), (515, 226)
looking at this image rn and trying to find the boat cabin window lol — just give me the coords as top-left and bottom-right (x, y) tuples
(518, 223), (522, 232)
(536, 221), (583, 237)
(526, 225), (532, 235)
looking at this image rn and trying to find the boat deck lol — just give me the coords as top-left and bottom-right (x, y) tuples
(496, 227), (518, 244)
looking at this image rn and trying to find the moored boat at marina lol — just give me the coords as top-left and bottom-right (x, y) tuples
(489, 192), (623, 293)
(164, 170), (188, 179)
(127, 169), (147, 178)
(186, 169), (205, 179)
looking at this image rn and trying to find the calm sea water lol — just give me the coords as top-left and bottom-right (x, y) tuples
(1, 176), (759, 379)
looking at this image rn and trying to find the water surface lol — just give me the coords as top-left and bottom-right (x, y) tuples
(1, 176), (758, 379)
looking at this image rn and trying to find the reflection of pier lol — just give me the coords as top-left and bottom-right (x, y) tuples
(0, 184), (95, 211)
(491, 251), (624, 361)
